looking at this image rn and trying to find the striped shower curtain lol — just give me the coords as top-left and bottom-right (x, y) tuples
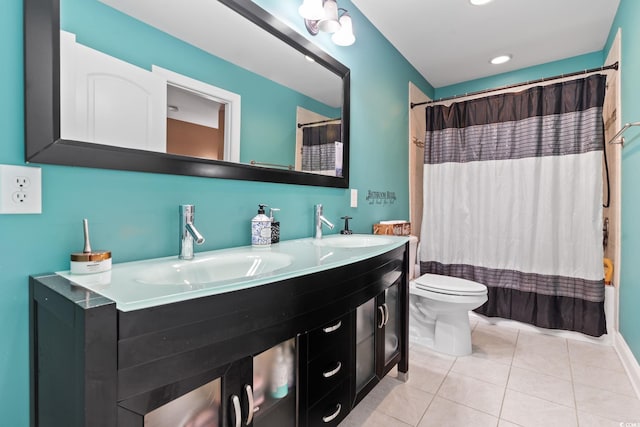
(419, 75), (607, 336)
(301, 123), (341, 174)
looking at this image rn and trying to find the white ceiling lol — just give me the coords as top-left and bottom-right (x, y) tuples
(351, 0), (620, 88)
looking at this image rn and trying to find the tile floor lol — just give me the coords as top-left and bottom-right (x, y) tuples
(339, 318), (640, 427)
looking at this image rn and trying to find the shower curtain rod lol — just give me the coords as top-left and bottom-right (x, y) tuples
(410, 62), (619, 109)
(297, 117), (341, 128)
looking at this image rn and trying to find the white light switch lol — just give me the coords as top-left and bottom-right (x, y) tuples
(0, 164), (42, 214)
(350, 189), (358, 208)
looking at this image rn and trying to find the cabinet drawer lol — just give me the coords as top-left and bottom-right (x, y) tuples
(307, 344), (350, 403)
(308, 379), (350, 427)
(308, 313), (351, 360)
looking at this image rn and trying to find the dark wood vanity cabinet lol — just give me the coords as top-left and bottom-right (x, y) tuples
(299, 313), (353, 427)
(30, 243), (408, 427)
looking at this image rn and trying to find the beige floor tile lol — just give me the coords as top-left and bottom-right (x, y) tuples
(571, 362), (636, 397)
(437, 372), (505, 416)
(410, 344), (456, 373)
(358, 323), (640, 427)
(507, 366), (575, 408)
(451, 354), (511, 386)
(471, 324), (518, 365)
(512, 345), (572, 380)
(501, 389), (578, 427)
(577, 411), (625, 427)
(568, 340), (625, 372)
(339, 407), (413, 427)
(474, 322), (520, 344)
(516, 331), (569, 358)
(404, 362), (448, 394)
(417, 396), (499, 427)
(574, 383), (640, 421)
(366, 376), (434, 426)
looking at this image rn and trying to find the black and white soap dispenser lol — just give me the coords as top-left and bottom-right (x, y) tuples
(270, 208), (281, 244)
(251, 204), (272, 247)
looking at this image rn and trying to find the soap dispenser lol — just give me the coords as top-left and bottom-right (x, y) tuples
(251, 204), (272, 247)
(270, 208), (281, 244)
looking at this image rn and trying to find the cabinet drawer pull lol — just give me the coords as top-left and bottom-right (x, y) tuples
(322, 403), (342, 423)
(244, 384), (254, 425)
(322, 361), (342, 378)
(322, 320), (342, 333)
(382, 303), (389, 326)
(377, 306), (385, 328)
(230, 394), (241, 427)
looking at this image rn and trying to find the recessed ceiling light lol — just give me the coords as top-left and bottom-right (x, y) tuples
(490, 54), (512, 65)
(470, 0), (494, 5)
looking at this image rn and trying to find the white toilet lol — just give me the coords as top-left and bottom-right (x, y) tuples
(409, 273), (487, 356)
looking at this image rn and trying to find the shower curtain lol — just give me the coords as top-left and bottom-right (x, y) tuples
(301, 124), (341, 174)
(420, 75), (607, 337)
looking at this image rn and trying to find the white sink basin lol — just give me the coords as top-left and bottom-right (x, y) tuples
(135, 251), (293, 286)
(313, 234), (397, 248)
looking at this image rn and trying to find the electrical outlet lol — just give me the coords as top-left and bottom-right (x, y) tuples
(0, 165), (42, 214)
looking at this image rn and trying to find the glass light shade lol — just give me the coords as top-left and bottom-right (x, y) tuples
(331, 13), (355, 46)
(318, 0), (341, 33)
(298, 0), (324, 20)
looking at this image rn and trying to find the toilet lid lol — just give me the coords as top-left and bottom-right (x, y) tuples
(411, 273), (487, 296)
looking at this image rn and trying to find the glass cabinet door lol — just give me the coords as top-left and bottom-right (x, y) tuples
(144, 377), (222, 427)
(252, 338), (297, 427)
(383, 283), (401, 365)
(355, 298), (376, 394)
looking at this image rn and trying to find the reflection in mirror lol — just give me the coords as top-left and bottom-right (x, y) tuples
(59, 0), (343, 175)
(25, 0), (350, 187)
(296, 107), (342, 176)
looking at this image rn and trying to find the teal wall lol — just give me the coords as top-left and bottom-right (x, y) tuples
(605, 0), (640, 362)
(0, 0), (432, 425)
(61, 0), (340, 167)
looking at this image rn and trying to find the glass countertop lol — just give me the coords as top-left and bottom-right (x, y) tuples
(56, 234), (409, 312)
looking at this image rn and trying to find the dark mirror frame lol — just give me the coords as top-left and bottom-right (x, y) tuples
(24, 0), (350, 188)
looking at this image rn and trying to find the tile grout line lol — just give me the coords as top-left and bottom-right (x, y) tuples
(413, 351), (458, 427)
(496, 328), (519, 426)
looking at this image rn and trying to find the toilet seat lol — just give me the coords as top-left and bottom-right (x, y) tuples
(411, 273), (487, 296)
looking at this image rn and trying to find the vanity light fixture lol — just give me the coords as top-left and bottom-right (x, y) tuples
(490, 54), (512, 65)
(299, 0), (356, 46)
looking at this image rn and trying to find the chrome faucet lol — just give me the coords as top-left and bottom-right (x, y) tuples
(314, 204), (335, 239)
(179, 204), (205, 259)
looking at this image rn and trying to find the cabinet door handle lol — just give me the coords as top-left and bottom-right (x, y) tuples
(244, 384), (254, 425)
(382, 303), (389, 326)
(322, 320), (342, 333)
(230, 395), (241, 427)
(322, 403), (342, 423)
(377, 306), (385, 329)
(322, 361), (342, 378)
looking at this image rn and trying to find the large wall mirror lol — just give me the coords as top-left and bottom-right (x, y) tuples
(24, 0), (350, 187)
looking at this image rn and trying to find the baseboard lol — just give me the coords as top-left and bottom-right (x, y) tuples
(614, 331), (640, 400)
